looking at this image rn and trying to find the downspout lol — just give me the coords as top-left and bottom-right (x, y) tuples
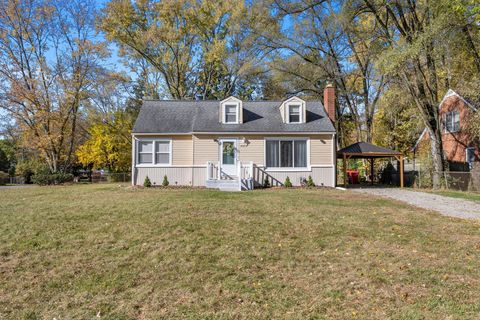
(131, 134), (136, 186)
(333, 132), (337, 187)
(191, 134), (195, 186)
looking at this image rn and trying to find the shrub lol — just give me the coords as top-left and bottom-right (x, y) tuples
(0, 171), (8, 185)
(143, 176), (152, 188)
(263, 177), (270, 188)
(284, 176), (292, 188)
(162, 175), (169, 187)
(16, 160), (48, 184)
(32, 173), (74, 185)
(306, 175), (315, 188)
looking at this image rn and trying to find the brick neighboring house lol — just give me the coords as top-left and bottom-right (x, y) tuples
(413, 89), (479, 170)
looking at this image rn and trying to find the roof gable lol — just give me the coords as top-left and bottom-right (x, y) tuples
(413, 88), (478, 151)
(279, 96), (307, 124)
(440, 89), (478, 112)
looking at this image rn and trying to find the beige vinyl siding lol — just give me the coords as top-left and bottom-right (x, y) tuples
(193, 134), (265, 166)
(135, 167), (193, 186)
(193, 134), (333, 166)
(133, 133), (335, 187)
(238, 136), (264, 164)
(172, 135), (193, 165)
(193, 135), (219, 165)
(133, 135), (193, 166)
(253, 166), (334, 187)
(310, 134), (334, 166)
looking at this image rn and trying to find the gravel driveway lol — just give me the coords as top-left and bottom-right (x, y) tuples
(352, 188), (480, 219)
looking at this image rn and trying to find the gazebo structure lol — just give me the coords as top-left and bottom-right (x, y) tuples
(337, 142), (404, 188)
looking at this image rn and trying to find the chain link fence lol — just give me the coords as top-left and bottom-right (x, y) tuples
(85, 172), (131, 183)
(414, 169), (480, 191)
(2, 172), (131, 185)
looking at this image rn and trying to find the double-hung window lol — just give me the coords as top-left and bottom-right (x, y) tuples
(288, 105), (301, 123)
(444, 111), (460, 133)
(266, 139), (307, 168)
(224, 104), (238, 123)
(137, 139), (171, 165)
(138, 141), (153, 164)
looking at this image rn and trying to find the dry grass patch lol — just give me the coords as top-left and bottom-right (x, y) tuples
(1, 184), (480, 319)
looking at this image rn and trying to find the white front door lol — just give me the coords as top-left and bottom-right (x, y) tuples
(219, 139), (237, 178)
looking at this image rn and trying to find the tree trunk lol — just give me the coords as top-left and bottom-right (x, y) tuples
(428, 126), (445, 189)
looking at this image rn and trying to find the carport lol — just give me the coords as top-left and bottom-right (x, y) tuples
(337, 142), (404, 188)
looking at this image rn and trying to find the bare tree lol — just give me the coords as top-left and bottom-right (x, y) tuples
(0, 0), (109, 172)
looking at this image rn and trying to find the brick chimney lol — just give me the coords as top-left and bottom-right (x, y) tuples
(324, 83), (335, 122)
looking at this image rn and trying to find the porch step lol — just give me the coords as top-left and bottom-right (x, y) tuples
(206, 179), (240, 191)
(206, 178), (253, 192)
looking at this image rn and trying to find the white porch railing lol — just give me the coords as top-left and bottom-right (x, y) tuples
(206, 161), (220, 180)
(207, 160), (254, 186)
(238, 161), (254, 190)
(238, 161), (254, 180)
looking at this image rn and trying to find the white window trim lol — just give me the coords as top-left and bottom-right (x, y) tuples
(287, 103), (302, 123)
(264, 137), (310, 171)
(466, 147), (475, 163)
(281, 96), (306, 124)
(218, 138), (238, 166)
(223, 103), (240, 124)
(135, 138), (172, 167)
(444, 111), (460, 133)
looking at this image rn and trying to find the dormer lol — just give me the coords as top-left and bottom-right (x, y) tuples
(219, 96), (243, 124)
(280, 96), (306, 124)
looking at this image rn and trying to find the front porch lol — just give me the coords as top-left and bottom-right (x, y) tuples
(206, 161), (255, 191)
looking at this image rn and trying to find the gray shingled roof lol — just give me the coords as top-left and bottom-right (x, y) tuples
(133, 100), (335, 133)
(337, 142), (401, 156)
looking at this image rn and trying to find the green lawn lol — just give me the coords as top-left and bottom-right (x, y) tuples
(425, 189), (480, 203)
(1, 184), (480, 319)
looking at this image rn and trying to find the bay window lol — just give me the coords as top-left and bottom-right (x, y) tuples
(266, 139), (308, 168)
(136, 139), (171, 165)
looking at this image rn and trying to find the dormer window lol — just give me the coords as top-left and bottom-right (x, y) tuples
(220, 96), (243, 124)
(225, 104), (238, 123)
(288, 105), (301, 123)
(280, 96), (306, 124)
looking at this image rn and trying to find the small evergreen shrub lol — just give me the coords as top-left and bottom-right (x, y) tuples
(143, 176), (152, 188)
(162, 175), (169, 187)
(263, 177), (270, 188)
(284, 176), (292, 188)
(306, 175), (315, 188)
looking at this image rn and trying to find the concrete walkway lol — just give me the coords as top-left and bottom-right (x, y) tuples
(352, 188), (480, 219)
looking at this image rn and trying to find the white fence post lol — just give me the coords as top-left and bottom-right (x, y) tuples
(206, 162), (210, 180)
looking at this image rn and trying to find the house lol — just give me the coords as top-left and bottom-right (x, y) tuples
(413, 89), (479, 170)
(131, 85), (337, 190)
